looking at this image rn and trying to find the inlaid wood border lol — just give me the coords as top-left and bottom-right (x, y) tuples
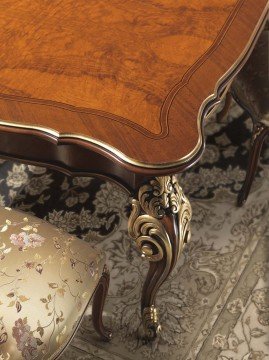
(0, 2), (267, 174)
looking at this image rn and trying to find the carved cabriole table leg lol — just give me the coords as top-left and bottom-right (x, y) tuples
(128, 175), (192, 339)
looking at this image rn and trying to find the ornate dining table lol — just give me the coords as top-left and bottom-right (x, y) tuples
(0, 0), (268, 340)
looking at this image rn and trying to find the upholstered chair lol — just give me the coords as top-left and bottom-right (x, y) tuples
(231, 24), (269, 206)
(219, 24), (269, 206)
(0, 206), (111, 360)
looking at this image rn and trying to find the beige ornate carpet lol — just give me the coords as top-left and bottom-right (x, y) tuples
(0, 101), (268, 359)
(61, 179), (269, 360)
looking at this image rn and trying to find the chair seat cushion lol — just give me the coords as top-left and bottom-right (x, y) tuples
(0, 207), (105, 360)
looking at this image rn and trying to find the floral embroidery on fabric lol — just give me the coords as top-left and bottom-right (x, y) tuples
(10, 232), (45, 251)
(0, 208), (104, 359)
(0, 317), (8, 345)
(12, 318), (39, 360)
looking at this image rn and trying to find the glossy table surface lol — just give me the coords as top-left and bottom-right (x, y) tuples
(0, 0), (268, 175)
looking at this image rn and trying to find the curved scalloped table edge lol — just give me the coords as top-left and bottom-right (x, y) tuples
(0, 5), (267, 178)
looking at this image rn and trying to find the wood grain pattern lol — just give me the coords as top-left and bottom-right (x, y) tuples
(0, 0), (268, 172)
(0, 0), (238, 133)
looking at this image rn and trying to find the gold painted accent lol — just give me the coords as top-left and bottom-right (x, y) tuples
(128, 197), (167, 262)
(128, 176), (192, 338)
(142, 306), (162, 339)
(141, 244), (154, 258)
(138, 176), (183, 218)
(252, 123), (267, 144)
(129, 176), (192, 261)
(0, 6), (267, 170)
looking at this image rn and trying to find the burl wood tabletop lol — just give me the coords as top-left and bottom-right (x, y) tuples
(0, 0), (268, 172)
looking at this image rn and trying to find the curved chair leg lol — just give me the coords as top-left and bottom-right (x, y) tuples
(216, 91), (232, 122)
(238, 122), (269, 206)
(92, 265), (112, 341)
(128, 176), (192, 340)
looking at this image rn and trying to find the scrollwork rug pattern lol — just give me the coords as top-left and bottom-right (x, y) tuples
(0, 101), (268, 360)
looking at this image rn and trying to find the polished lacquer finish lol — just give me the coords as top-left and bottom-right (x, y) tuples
(0, 0), (268, 173)
(0, 0), (268, 341)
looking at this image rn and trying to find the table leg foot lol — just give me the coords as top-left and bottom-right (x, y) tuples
(128, 175), (192, 340)
(142, 305), (161, 340)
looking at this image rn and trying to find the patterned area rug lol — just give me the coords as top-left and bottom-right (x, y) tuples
(0, 101), (268, 360)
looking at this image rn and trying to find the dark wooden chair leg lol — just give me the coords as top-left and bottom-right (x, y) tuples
(216, 91), (232, 122)
(92, 265), (112, 341)
(237, 122), (269, 206)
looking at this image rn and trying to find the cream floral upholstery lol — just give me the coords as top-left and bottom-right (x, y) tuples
(0, 207), (106, 360)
